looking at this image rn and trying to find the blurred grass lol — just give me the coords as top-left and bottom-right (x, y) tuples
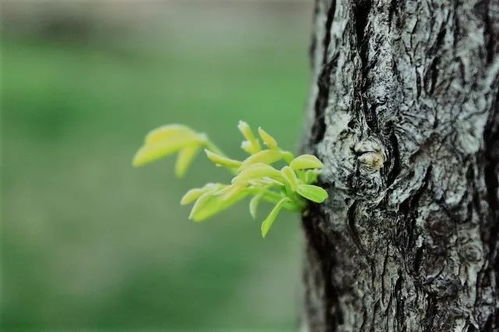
(2, 3), (312, 329)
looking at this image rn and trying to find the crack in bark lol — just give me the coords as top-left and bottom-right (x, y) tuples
(352, 0), (376, 133)
(353, 0), (372, 47)
(347, 200), (366, 254)
(310, 0), (337, 146)
(303, 202), (343, 332)
(394, 271), (406, 332)
(396, 165), (432, 254)
(477, 0), (497, 64)
(423, 294), (437, 332)
(385, 122), (402, 187)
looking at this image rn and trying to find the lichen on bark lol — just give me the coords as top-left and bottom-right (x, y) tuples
(302, 0), (499, 331)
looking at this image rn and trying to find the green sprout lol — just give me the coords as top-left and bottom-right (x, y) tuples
(132, 121), (328, 238)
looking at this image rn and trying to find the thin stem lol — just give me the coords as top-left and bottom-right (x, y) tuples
(204, 140), (226, 157)
(204, 140), (239, 175)
(255, 189), (304, 211)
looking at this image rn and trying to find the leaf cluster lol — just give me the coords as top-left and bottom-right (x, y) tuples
(133, 121), (327, 237)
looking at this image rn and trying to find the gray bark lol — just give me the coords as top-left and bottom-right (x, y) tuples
(301, 0), (499, 331)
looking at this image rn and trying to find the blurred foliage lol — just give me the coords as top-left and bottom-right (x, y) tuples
(1, 1), (312, 329)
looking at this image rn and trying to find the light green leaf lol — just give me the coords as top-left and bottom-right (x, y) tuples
(281, 166), (298, 191)
(249, 193), (263, 219)
(180, 188), (205, 205)
(133, 136), (198, 167)
(280, 151), (295, 163)
(220, 183), (247, 202)
(181, 182), (223, 205)
(303, 170), (319, 184)
(239, 149), (283, 170)
(296, 184), (328, 203)
(232, 163), (283, 184)
(133, 124), (206, 168)
(238, 121), (261, 154)
(189, 192), (224, 222)
(189, 185), (248, 222)
(240, 141), (253, 154)
(175, 146), (200, 177)
(261, 197), (289, 238)
(205, 149), (241, 168)
(145, 124), (200, 144)
(258, 127), (278, 149)
(248, 177), (284, 187)
(290, 154), (324, 170)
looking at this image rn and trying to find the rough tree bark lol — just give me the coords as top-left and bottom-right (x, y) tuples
(301, 0), (499, 331)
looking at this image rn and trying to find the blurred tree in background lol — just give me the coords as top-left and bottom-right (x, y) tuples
(1, 0), (313, 329)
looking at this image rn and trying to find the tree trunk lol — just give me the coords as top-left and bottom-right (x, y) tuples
(301, 0), (499, 331)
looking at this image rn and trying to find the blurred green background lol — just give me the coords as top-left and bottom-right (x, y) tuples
(1, 1), (313, 329)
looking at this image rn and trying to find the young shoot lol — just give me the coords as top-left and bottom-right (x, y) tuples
(132, 121), (328, 238)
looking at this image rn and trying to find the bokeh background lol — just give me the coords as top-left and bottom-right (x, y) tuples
(1, 0), (314, 329)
